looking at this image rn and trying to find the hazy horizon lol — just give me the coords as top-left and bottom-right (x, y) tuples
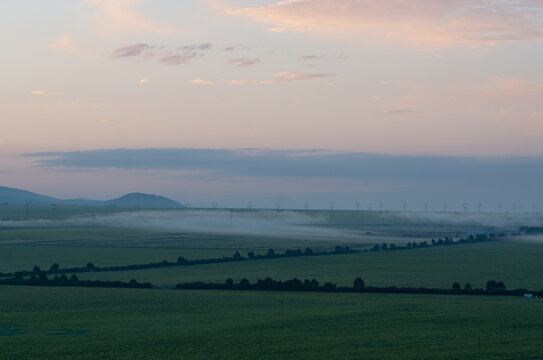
(1, 147), (542, 211)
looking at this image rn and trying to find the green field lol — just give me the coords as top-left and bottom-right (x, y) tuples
(1, 286), (543, 360)
(70, 240), (543, 290)
(1, 206), (542, 359)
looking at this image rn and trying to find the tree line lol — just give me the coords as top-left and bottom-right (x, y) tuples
(0, 271), (152, 289)
(1, 270), (537, 298)
(0, 233), (501, 279)
(176, 277), (540, 298)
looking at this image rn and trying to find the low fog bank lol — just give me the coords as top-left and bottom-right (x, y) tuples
(0, 210), (361, 240)
(397, 211), (543, 228)
(511, 235), (543, 244)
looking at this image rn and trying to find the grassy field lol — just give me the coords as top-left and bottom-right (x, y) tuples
(71, 240), (543, 290)
(1, 206), (542, 359)
(1, 286), (543, 360)
(0, 245), (233, 273)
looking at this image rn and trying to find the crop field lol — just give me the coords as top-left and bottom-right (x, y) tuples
(2, 286), (543, 360)
(1, 206), (542, 359)
(71, 240), (543, 290)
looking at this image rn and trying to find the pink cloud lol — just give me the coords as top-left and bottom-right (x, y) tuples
(229, 58), (261, 67)
(257, 72), (334, 84)
(88, 0), (177, 36)
(227, 72), (334, 85)
(112, 43), (152, 57)
(112, 42), (210, 65)
(158, 53), (198, 65)
(227, 0), (543, 47)
(190, 79), (215, 85)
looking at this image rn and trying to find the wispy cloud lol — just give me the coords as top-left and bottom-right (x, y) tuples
(28, 90), (47, 95)
(223, 44), (248, 51)
(87, 0), (177, 36)
(179, 43), (212, 51)
(227, 72), (334, 85)
(112, 43), (153, 58)
(229, 58), (261, 67)
(227, 79), (252, 85)
(158, 53), (195, 65)
(302, 54), (327, 60)
(258, 72), (334, 84)
(51, 34), (97, 60)
(139, 78), (149, 84)
(227, 0), (543, 47)
(112, 42), (211, 65)
(190, 79), (215, 85)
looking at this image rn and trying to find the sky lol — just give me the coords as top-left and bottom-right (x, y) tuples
(1, 0), (543, 209)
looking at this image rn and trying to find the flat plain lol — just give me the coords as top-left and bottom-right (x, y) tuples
(1, 206), (542, 359)
(2, 286), (543, 360)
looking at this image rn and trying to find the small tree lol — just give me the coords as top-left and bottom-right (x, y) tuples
(353, 277), (365, 289)
(266, 249), (276, 258)
(452, 282), (461, 291)
(464, 283), (473, 291)
(69, 274), (79, 282)
(239, 278), (251, 289)
(486, 280), (497, 291)
(33, 266), (41, 274)
(177, 256), (188, 265)
(49, 263), (60, 272)
(86, 262), (95, 271)
(247, 251), (255, 259)
(233, 251), (243, 260)
(225, 278), (234, 288)
(304, 247), (314, 255)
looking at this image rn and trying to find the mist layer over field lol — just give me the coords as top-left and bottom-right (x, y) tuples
(398, 211), (543, 228)
(0, 210), (362, 240)
(1, 209), (541, 242)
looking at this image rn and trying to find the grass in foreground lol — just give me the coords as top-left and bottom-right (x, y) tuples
(1, 286), (542, 360)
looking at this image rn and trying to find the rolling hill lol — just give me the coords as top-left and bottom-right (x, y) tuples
(0, 186), (184, 208)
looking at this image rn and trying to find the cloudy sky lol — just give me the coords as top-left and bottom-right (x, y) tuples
(1, 0), (543, 209)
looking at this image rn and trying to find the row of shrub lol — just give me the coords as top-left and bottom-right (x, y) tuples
(370, 233), (502, 252)
(0, 272), (152, 289)
(176, 277), (540, 297)
(0, 247), (350, 278)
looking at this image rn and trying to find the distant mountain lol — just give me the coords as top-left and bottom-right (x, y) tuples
(0, 186), (184, 208)
(107, 193), (183, 208)
(0, 186), (59, 205)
